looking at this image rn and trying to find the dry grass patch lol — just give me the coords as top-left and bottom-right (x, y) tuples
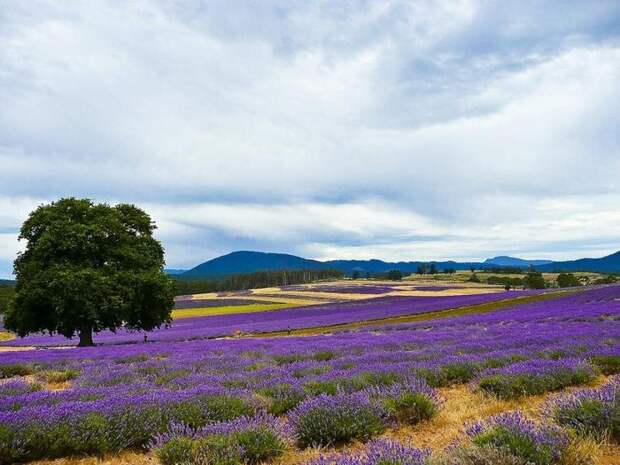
(381, 385), (548, 451)
(28, 451), (156, 465)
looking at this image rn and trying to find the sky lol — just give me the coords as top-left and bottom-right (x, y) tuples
(1, 1), (619, 277)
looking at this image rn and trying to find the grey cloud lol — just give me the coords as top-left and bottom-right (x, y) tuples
(0, 1), (618, 276)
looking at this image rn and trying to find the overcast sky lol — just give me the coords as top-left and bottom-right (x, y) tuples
(1, 1), (619, 277)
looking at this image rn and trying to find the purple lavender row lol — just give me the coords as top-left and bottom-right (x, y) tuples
(3, 288), (548, 346)
(0, 286), (618, 463)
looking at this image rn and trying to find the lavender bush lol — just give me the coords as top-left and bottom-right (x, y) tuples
(289, 393), (386, 447)
(428, 445), (523, 465)
(543, 376), (619, 441)
(0, 285), (618, 463)
(155, 413), (289, 465)
(466, 412), (568, 465)
(476, 359), (596, 399)
(365, 377), (441, 425)
(307, 439), (430, 465)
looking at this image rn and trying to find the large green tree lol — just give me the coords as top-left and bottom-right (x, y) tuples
(4, 198), (174, 346)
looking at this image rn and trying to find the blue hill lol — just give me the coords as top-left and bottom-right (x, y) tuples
(483, 256), (553, 267)
(537, 251), (620, 272)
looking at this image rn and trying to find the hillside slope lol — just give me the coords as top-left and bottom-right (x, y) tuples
(483, 256), (553, 267)
(181, 251), (480, 277)
(182, 251), (325, 277)
(538, 250), (620, 272)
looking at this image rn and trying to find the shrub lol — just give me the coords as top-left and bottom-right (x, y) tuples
(307, 438), (429, 465)
(440, 362), (480, 385)
(482, 355), (527, 369)
(201, 414), (288, 464)
(410, 362), (480, 388)
(114, 354), (150, 364)
(226, 427), (283, 464)
(169, 395), (255, 429)
(205, 395), (256, 424)
(411, 367), (442, 387)
(303, 380), (338, 396)
(428, 445), (523, 465)
(193, 435), (244, 465)
(313, 351), (336, 361)
(476, 359), (595, 399)
(383, 391), (436, 426)
(366, 379), (440, 426)
(0, 363), (34, 378)
(273, 354), (306, 365)
(593, 275), (617, 284)
(157, 436), (195, 465)
(557, 273), (581, 288)
(157, 435), (243, 465)
(258, 384), (306, 415)
(0, 379), (42, 396)
(289, 393), (386, 447)
(543, 377), (619, 441)
(523, 272), (546, 289)
(351, 371), (404, 390)
(591, 355), (620, 375)
(36, 369), (79, 383)
(466, 412), (568, 465)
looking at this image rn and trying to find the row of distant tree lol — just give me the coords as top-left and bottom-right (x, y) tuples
(472, 271), (618, 289)
(173, 269), (344, 295)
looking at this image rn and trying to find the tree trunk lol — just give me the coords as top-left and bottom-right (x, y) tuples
(78, 327), (94, 347)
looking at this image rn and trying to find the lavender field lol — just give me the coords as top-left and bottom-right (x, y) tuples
(0, 285), (618, 464)
(3, 289), (542, 347)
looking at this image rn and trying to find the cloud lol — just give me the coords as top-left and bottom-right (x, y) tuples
(0, 1), (618, 276)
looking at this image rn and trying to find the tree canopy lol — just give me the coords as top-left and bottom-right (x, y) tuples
(4, 198), (174, 346)
(557, 273), (581, 288)
(387, 269), (403, 281)
(523, 271), (546, 289)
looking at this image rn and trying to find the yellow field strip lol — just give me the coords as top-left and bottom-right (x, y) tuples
(172, 302), (305, 319)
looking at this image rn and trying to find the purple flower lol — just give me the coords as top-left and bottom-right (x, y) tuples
(306, 439), (430, 465)
(466, 411), (568, 464)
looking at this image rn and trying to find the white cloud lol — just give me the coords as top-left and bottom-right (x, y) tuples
(0, 1), (618, 276)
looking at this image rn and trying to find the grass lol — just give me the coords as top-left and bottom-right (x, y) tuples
(254, 290), (578, 337)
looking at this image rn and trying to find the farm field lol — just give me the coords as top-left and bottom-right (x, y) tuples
(0, 284), (618, 465)
(2, 281), (531, 347)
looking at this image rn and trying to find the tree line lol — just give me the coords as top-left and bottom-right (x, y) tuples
(173, 268), (344, 295)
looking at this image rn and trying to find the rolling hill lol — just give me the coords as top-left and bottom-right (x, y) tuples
(181, 251), (326, 278)
(179, 250), (620, 278)
(537, 250), (620, 273)
(483, 256), (553, 267)
(181, 251), (478, 278)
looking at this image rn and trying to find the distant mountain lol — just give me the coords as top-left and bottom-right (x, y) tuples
(180, 251), (480, 278)
(0, 279), (15, 286)
(164, 269), (187, 275)
(181, 251), (326, 278)
(537, 251), (620, 273)
(484, 256), (553, 267)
